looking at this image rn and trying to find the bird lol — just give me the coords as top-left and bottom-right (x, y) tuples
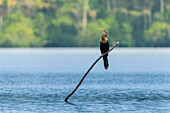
(99, 28), (110, 70)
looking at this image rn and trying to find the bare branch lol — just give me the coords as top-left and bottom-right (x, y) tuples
(65, 41), (119, 102)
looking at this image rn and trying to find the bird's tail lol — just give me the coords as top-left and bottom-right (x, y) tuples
(103, 56), (109, 70)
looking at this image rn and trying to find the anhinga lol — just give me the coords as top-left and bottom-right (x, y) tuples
(99, 28), (109, 70)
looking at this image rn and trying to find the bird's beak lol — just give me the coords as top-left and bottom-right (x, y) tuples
(98, 28), (104, 32)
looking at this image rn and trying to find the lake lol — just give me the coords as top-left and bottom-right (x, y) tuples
(0, 48), (170, 113)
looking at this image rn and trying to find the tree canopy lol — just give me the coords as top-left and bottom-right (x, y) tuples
(0, 0), (170, 47)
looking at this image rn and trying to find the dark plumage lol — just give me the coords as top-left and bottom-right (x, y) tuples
(100, 41), (109, 70)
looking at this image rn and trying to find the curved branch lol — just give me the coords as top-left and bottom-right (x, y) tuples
(65, 41), (119, 102)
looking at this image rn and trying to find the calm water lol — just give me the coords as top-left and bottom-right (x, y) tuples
(0, 48), (170, 113)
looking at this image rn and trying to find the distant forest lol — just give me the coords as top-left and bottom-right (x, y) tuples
(0, 0), (170, 47)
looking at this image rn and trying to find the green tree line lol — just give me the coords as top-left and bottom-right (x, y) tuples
(0, 0), (170, 47)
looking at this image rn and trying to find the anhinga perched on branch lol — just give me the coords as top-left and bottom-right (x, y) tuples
(64, 28), (119, 102)
(99, 28), (109, 70)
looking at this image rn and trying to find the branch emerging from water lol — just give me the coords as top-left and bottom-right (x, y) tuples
(65, 41), (119, 102)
